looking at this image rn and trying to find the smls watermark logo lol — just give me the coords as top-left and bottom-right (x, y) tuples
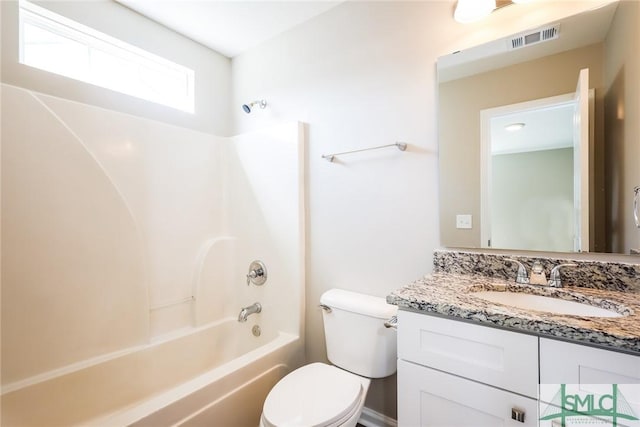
(540, 384), (640, 427)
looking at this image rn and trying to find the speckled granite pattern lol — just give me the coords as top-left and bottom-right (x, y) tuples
(433, 250), (640, 293)
(387, 273), (640, 354)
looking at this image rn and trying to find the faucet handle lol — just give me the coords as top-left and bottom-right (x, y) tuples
(246, 260), (267, 286)
(548, 263), (577, 287)
(509, 259), (529, 284)
(531, 261), (545, 275)
(529, 261), (548, 285)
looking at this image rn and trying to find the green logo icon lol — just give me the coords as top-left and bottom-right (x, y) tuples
(540, 384), (639, 427)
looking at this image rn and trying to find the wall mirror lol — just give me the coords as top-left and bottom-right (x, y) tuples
(438, 0), (639, 255)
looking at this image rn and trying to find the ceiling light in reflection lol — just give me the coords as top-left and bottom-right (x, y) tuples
(504, 122), (526, 132)
(454, 0), (496, 23)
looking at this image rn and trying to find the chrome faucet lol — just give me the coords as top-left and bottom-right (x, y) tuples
(238, 302), (262, 322)
(548, 263), (577, 288)
(510, 259), (577, 288)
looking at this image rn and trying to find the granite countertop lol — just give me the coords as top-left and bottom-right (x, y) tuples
(387, 272), (640, 355)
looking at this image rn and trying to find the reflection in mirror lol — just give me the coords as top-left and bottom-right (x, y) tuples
(481, 93), (581, 253)
(438, 0), (640, 255)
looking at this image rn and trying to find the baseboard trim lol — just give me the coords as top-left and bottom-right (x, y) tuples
(358, 407), (398, 427)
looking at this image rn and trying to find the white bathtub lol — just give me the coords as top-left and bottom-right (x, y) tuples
(1, 319), (302, 426)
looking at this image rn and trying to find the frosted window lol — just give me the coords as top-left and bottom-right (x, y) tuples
(19, 0), (195, 113)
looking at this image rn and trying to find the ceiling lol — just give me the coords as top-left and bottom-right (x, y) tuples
(116, 0), (344, 58)
(491, 102), (574, 155)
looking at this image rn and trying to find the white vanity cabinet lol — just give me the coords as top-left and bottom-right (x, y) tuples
(397, 310), (640, 427)
(397, 310), (539, 426)
(398, 360), (539, 427)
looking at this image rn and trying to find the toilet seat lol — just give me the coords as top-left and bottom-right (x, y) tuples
(262, 363), (364, 427)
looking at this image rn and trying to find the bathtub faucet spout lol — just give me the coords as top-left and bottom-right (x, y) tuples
(238, 302), (262, 322)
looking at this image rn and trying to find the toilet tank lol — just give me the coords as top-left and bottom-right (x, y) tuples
(320, 289), (398, 378)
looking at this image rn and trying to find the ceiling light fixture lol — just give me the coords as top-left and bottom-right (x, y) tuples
(504, 123), (526, 132)
(454, 0), (496, 23)
(454, 0), (535, 24)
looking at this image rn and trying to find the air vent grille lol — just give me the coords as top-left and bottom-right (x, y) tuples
(509, 25), (560, 50)
(541, 26), (559, 40)
(511, 37), (524, 49)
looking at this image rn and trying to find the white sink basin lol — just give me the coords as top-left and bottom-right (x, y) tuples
(472, 291), (623, 318)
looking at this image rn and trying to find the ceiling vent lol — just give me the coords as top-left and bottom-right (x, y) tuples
(509, 25), (560, 50)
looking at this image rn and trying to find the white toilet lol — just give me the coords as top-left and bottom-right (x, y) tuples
(260, 289), (398, 427)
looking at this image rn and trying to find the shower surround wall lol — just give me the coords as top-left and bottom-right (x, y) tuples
(1, 84), (304, 414)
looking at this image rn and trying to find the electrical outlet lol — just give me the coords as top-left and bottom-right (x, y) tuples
(456, 214), (472, 229)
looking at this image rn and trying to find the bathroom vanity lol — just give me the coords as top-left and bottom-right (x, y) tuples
(388, 251), (640, 427)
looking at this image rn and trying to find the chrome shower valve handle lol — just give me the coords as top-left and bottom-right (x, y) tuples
(246, 260), (267, 286)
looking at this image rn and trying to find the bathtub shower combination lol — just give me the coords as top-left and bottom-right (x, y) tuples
(1, 84), (305, 426)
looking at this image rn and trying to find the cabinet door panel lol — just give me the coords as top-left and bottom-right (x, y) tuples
(398, 311), (538, 397)
(398, 359), (538, 427)
(539, 338), (640, 415)
(540, 338), (640, 385)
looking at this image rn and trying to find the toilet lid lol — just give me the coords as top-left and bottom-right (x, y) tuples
(263, 363), (363, 427)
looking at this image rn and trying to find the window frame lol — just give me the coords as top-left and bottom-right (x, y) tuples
(18, 0), (196, 114)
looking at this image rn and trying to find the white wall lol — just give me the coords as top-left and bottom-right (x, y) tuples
(230, 0), (619, 418)
(492, 148), (574, 252)
(1, 0), (232, 135)
(233, 2), (444, 415)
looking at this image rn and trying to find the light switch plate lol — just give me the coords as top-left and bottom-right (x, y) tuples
(456, 214), (472, 229)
